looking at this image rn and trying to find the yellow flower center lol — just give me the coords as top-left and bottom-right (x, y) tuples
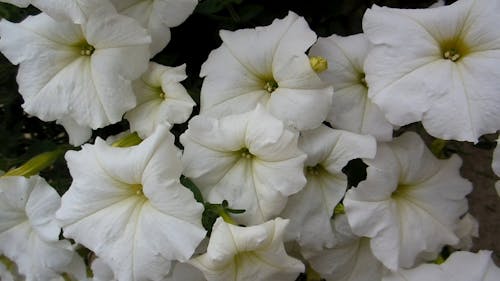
(80, 43), (95, 56)
(239, 148), (254, 159)
(309, 56), (328, 73)
(440, 38), (468, 62)
(131, 184), (144, 196)
(359, 73), (367, 88)
(306, 164), (325, 176)
(443, 49), (461, 62)
(391, 184), (412, 199)
(263, 79), (279, 93)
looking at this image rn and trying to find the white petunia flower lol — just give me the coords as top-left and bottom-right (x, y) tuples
(309, 33), (394, 141)
(440, 250), (500, 281)
(181, 105), (307, 225)
(189, 217), (304, 281)
(383, 250), (500, 281)
(452, 213), (479, 251)
(90, 257), (205, 281)
(0, 175), (75, 281)
(344, 132), (472, 270)
(56, 125), (206, 281)
(382, 263), (446, 281)
(125, 62), (195, 139)
(30, 0), (116, 24)
(303, 215), (385, 281)
(0, 9), (151, 145)
(492, 136), (500, 197)
(280, 125), (376, 250)
(110, 0), (197, 55)
(363, 0), (500, 142)
(200, 11), (333, 131)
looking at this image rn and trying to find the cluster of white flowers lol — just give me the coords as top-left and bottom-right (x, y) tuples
(0, 0), (499, 280)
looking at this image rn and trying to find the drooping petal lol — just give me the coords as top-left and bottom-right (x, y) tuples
(56, 117), (92, 146)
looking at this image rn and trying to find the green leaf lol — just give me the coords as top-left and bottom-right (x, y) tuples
(180, 176), (204, 203)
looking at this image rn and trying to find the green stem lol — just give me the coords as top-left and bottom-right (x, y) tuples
(2, 148), (67, 178)
(112, 132), (142, 147)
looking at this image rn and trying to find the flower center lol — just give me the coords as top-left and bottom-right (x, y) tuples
(440, 38), (468, 63)
(309, 56), (328, 73)
(239, 148), (254, 159)
(359, 73), (367, 88)
(391, 184), (411, 199)
(306, 164), (325, 176)
(263, 79), (278, 93)
(131, 184), (144, 196)
(80, 43), (95, 56)
(443, 48), (461, 62)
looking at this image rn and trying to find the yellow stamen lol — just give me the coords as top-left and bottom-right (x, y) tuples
(309, 56), (328, 73)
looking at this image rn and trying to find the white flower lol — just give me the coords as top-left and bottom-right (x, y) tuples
(91, 257), (205, 281)
(492, 136), (500, 197)
(0, 175), (75, 281)
(382, 263), (446, 281)
(303, 215), (385, 281)
(189, 217), (304, 281)
(309, 33), (394, 141)
(452, 213), (479, 250)
(110, 0), (197, 55)
(200, 11), (333, 131)
(363, 0), (500, 142)
(56, 125), (206, 281)
(125, 62), (195, 139)
(90, 258), (114, 281)
(429, 0), (445, 8)
(30, 0), (116, 24)
(280, 125), (376, 250)
(0, 9), (151, 145)
(181, 105), (307, 225)
(440, 250), (500, 281)
(383, 250), (500, 281)
(344, 132), (472, 270)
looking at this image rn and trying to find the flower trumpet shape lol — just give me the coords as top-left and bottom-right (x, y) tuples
(56, 125), (206, 281)
(344, 132), (472, 270)
(189, 217), (304, 281)
(363, 0), (500, 142)
(200, 11), (333, 131)
(0, 9), (151, 145)
(0, 175), (76, 281)
(181, 105), (307, 225)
